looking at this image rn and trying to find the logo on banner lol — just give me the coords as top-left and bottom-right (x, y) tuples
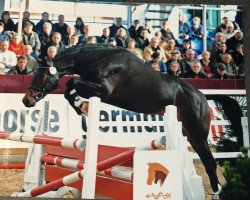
(147, 162), (169, 187)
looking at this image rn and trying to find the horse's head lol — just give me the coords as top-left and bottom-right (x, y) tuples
(22, 60), (60, 107)
(146, 162), (169, 186)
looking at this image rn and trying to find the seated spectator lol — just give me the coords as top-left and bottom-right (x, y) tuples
(53, 15), (68, 38)
(65, 34), (79, 48)
(78, 25), (91, 44)
(40, 32), (64, 58)
(35, 12), (54, 34)
(144, 37), (167, 62)
(7, 55), (33, 75)
(164, 38), (179, 60)
(146, 52), (167, 74)
(160, 20), (176, 41)
(212, 63), (230, 79)
(107, 37), (117, 47)
(0, 22), (10, 42)
(74, 17), (84, 35)
(0, 11), (15, 32)
(179, 14), (191, 40)
(128, 19), (143, 40)
(182, 49), (196, 73)
(226, 31), (243, 53)
(0, 40), (17, 74)
(22, 22), (41, 56)
(182, 60), (207, 78)
(39, 22), (53, 55)
(167, 61), (182, 77)
(222, 53), (238, 78)
(45, 46), (57, 60)
(15, 11), (35, 32)
(143, 21), (153, 35)
(97, 28), (110, 45)
(115, 28), (129, 48)
(224, 25), (237, 40)
(126, 38), (144, 60)
(232, 43), (244, 76)
(9, 33), (24, 56)
(210, 32), (226, 61)
(180, 39), (191, 58)
(109, 17), (127, 38)
(215, 16), (233, 33)
(154, 31), (167, 50)
(213, 42), (229, 64)
(63, 26), (76, 45)
(23, 44), (39, 73)
(135, 28), (150, 50)
(190, 17), (203, 40)
(87, 36), (97, 44)
(200, 51), (215, 78)
(166, 50), (185, 74)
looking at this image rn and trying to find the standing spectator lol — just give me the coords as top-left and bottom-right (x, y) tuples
(97, 28), (110, 44)
(15, 11), (35, 32)
(143, 37), (167, 62)
(40, 32), (64, 58)
(167, 61), (182, 77)
(74, 17), (84, 35)
(115, 28), (129, 48)
(126, 38), (144, 60)
(215, 16), (233, 34)
(63, 26), (76, 45)
(183, 60), (207, 78)
(21, 22), (41, 56)
(0, 40), (17, 73)
(146, 52), (167, 74)
(128, 19), (143, 40)
(164, 38), (179, 60)
(182, 49), (196, 73)
(9, 33), (24, 56)
(200, 51), (215, 78)
(0, 11), (15, 32)
(39, 22), (53, 55)
(179, 14), (191, 40)
(53, 15), (68, 38)
(160, 20), (176, 41)
(212, 63), (230, 79)
(109, 17), (127, 38)
(65, 34), (79, 48)
(23, 44), (39, 73)
(7, 56), (33, 75)
(0, 22), (10, 42)
(135, 28), (150, 50)
(232, 44), (244, 76)
(190, 17), (203, 39)
(35, 12), (54, 34)
(226, 31), (243, 52)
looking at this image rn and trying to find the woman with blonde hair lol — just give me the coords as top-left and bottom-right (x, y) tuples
(115, 28), (129, 48)
(9, 33), (24, 56)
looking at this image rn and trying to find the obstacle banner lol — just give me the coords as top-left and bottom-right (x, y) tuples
(134, 150), (183, 200)
(0, 93), (228, 148)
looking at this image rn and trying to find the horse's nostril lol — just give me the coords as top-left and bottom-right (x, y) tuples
(22, 98), (30, 106)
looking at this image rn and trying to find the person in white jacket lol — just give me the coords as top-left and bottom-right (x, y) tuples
(0, 40), (17, 73)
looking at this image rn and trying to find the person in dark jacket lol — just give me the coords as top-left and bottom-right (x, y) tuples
(109, 17), (127, 38)
(231, 43), (244, 75)
(35, 12), (54, 34)
(115, 28), (129, 48)
(96, 28), (110, 44)
(212, 63), (230, 79)
(182, 60), (207, 78)
(190, 17), (203, 39)
(7, 56), (33, 75)
(146, 51), (167, 74)
(0, 11), (15, 32)
(74, 17), (84, 35)
(135, 28), (150, 50)
(160, 20), (176, 41)
(15, 11), (35, 32)
(53, 15), (68, 38)
(179, 14), (191, 40)
(39, 22), (53, 55)
(226, 31), (243, 52)
(128, 19), (143, 40)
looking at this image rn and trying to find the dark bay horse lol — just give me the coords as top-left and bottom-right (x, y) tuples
(22, 45), (219, 194)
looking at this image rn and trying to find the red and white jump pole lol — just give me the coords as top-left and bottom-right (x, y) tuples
(17, 136), (165, 197)
(0, 132), (85, 151)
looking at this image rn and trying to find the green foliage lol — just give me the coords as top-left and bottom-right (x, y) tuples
(220, 147), (250, 200)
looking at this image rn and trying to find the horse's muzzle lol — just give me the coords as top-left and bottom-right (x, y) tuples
(22, 91), (36, 107)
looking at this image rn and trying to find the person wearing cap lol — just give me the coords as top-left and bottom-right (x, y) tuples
(212, 63), (230, 79)
(143, 37), (167, 62)
(166, 49), (185, 74)
(109, 17), (127, 38)
(107, 37), (117, 47)
(199, 51), (216, 78)
(168, 61), (182, 77)
(128, 19), (143, 40)
(182, 60), (207, 79)
(146, 51), (167, 74)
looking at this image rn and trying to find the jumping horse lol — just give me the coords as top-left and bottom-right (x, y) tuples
(22, 45), (220, 197)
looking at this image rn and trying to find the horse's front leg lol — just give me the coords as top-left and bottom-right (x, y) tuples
(64, 78), (101, 115)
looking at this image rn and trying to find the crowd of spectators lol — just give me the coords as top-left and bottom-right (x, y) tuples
(0, 10), (244, 79)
